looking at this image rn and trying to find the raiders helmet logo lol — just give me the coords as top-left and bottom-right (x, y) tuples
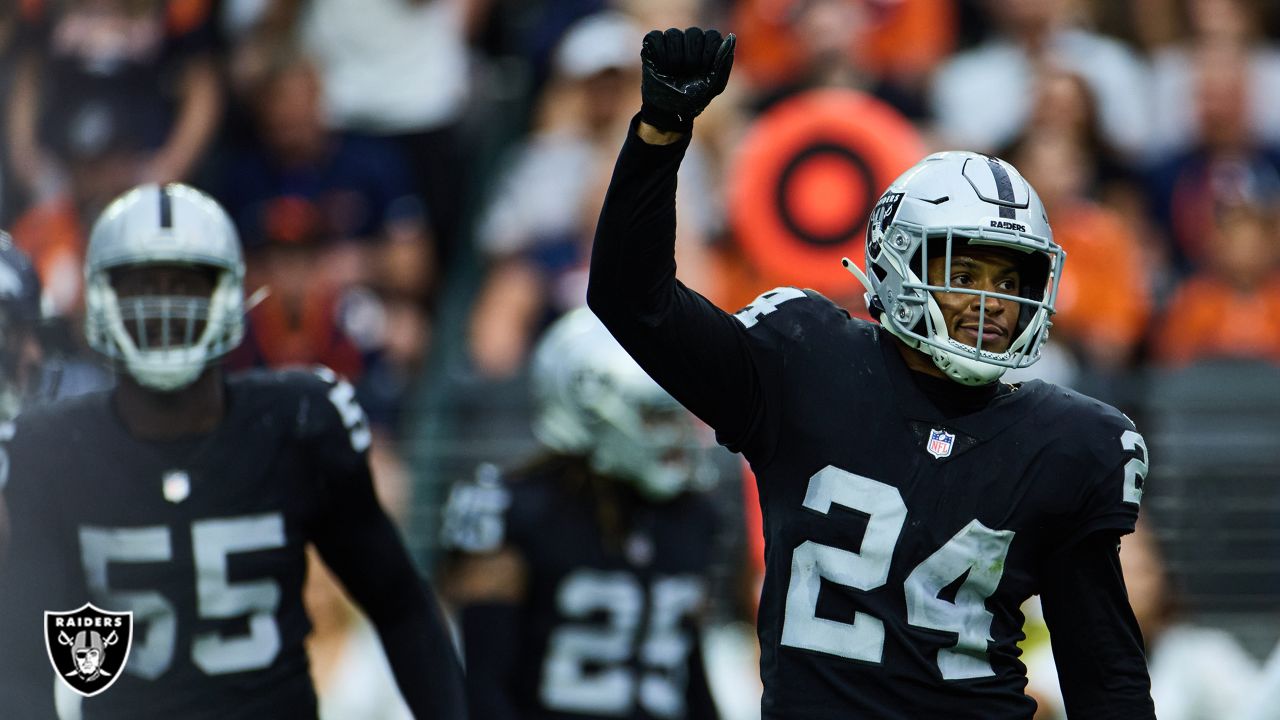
(45, 603), (133, 697)
(866, 192), (904, 259)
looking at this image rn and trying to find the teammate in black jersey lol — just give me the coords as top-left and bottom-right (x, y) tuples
(441, 308), (721, 720)
(0, 184), (465, 720)
(0, 236), (45, 559)
(586, 27), (1155, 720)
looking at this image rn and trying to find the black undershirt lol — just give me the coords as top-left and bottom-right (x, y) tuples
(904, 359), (1011, 418)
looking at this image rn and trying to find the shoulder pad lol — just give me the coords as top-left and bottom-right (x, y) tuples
(234, 365), (373, 454)
(1032, 383), (1148, 507)
(1035, 384), (1137, 453)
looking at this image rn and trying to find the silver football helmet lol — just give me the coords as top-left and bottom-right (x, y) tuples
(84, 183), (245, 391)
(844, 151), (1065, 385)
(531, 308), (707, 501)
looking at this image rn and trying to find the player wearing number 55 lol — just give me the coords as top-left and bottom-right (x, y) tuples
(0, 184), (465, 720)
(587, 27), (1155, 720)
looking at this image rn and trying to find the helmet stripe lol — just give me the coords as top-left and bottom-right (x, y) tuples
(984, 158), (1016, 219)
(159, 185), (173, 229)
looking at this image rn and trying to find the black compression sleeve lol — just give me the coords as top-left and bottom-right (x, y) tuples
(587, 115), (761, 446)
(1039, 532), (1155, 719)
(372, 586), (467, 720)
(459, 603), (523, 720)
(314, 470), (466, 720)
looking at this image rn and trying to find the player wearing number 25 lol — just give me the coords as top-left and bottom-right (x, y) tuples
(440, 308), (721, 720)
(587, 28), (1155, 720)
(0, 184), (465, 720)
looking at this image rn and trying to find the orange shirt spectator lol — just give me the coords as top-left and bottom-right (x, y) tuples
(731, 0), (955, 94)
(10, 197), (84, 316)
(1152, 201), (1280, 365)
(1050, 201), (1153, 362)
(1009, 130), (1153, 368)
(1151, 274), (1280, 365)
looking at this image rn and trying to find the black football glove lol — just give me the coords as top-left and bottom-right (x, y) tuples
(640, 27), (736, 133)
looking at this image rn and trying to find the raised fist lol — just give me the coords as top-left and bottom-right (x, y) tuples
(640, 27), (736, 133)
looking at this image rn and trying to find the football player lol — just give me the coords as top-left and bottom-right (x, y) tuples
(0, 184), (465, 719)
(0, 234), (45, 427)
(585, 28), (1156, 719)
(0, 235), (46, 559)
(441, 307), (721, 720)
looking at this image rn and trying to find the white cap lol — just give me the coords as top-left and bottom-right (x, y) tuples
(553, 12), (642, 79)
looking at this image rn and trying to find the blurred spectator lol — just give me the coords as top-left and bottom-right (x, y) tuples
(6, 0), (222, 206)
(0, 4), (26, 222)
(930, 0), (1149, 156)
(1004, 95), (1152, 375)
(1146, 42), (1280, 277)
(0, 236), (46, 425)
(1025, 519), (1260, 719)
(467, 11), (716, 378)
(1148, 0), (1280, 156)
(238, 0), (476, 277)
(219, 50), (433, 294)
(731, 0), (956, 119)
(10, 93), (150, 317)
(1150, 194), (1280, 366)
(215, 49), (434, 429)
(1016, 69), (1142, 208)
(224, 196), (365, 381)
(470, 0), (608, 91)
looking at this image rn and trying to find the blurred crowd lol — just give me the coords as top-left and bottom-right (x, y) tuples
(5, 0), (1280, 417)
(4, 0), (1280, 718)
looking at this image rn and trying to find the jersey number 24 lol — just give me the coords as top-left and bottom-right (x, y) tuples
(781, 451), (1146, 680)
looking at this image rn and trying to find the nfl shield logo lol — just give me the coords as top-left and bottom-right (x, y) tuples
(162, 470), (190, 503)
(926, 429), (956, 459)
(45, 603), (133, 697)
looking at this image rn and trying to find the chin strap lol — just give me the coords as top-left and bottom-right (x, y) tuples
(843, 256), (1005, 386)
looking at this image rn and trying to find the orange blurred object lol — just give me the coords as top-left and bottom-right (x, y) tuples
(1151, 275), (1280, 366)
(731, 0), (956, 89)
(727, 88), (924, 297)
(1047, 202), (1152, 356)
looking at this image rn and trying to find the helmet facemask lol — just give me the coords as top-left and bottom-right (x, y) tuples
(845, 151), (1065, 386)
(86, 263), (244, 392)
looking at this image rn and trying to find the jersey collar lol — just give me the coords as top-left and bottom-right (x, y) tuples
(874, 325), (1048, 442)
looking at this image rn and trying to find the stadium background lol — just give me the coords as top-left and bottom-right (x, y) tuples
(3, 0), (1280, 718)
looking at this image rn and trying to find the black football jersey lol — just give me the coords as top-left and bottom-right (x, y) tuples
(0, 367), (377, 720)
(444, 460), (720, 720)
(725, 288), (1147, 719)
(588, 122), (1152, 719)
